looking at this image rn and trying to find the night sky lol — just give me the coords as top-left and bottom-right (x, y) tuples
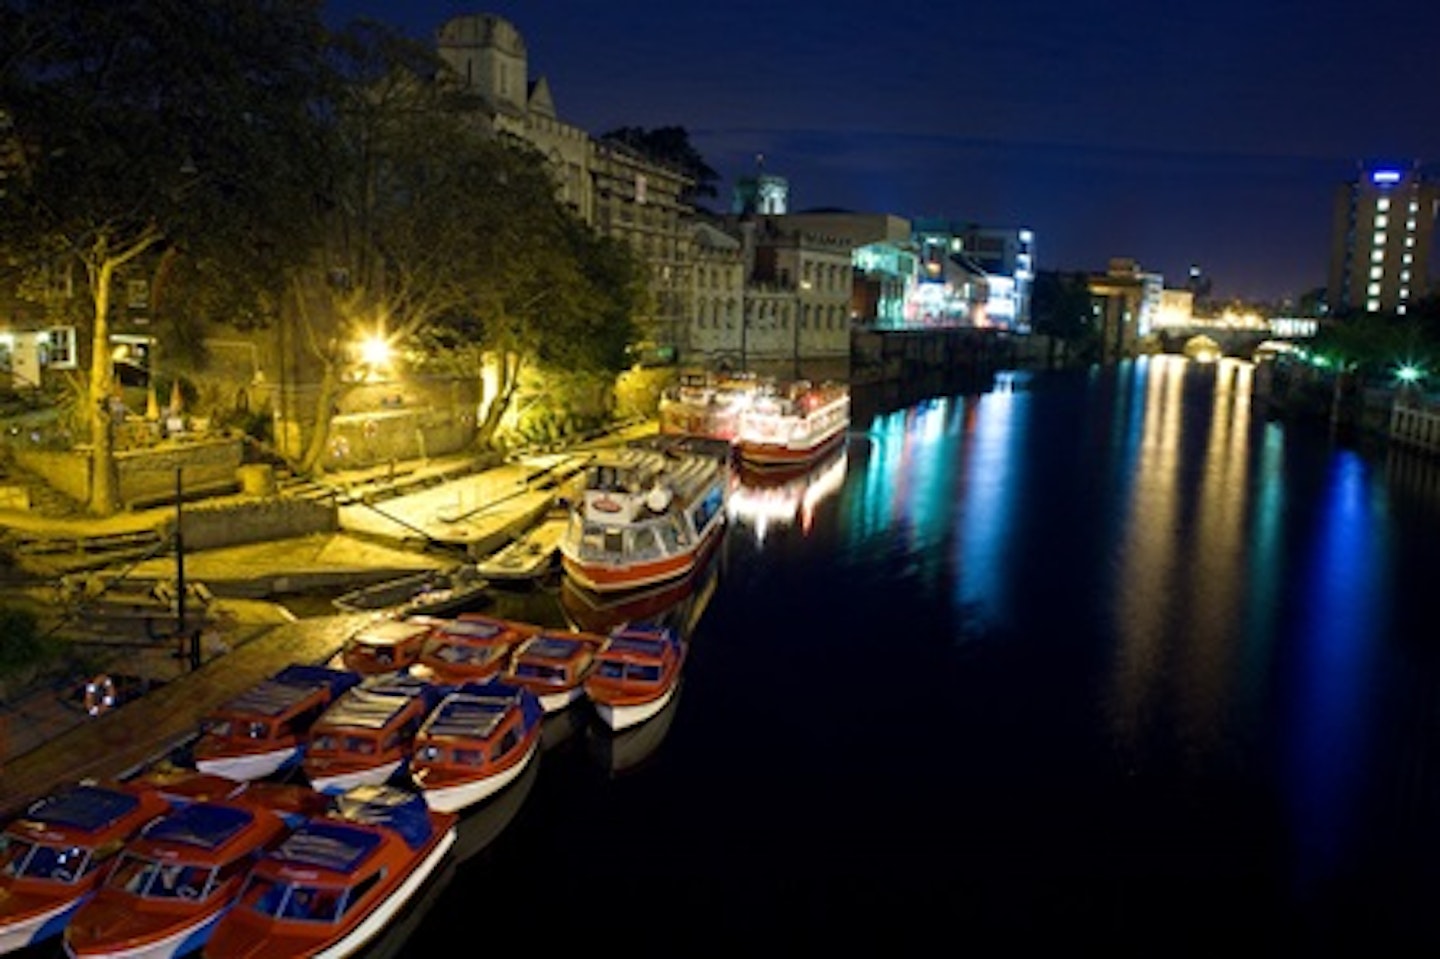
(325, 0), (1440, 305)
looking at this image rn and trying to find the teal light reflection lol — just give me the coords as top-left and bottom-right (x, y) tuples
(953, 389), (1025, 625)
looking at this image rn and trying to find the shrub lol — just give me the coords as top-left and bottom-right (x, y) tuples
(0, 605), (59, 682)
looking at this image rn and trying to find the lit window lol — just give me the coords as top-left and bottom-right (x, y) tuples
(1404, 253), (1413, 265)
(1375, 214), (1389, 228)
(45, 327), (76, 369)
(1374, 231), (1387, 246)
(1407, 220), (1417, 231)
(1402, 270), (1411, 282)
(1399, 305), (1408, 315)
(1401, 287), (1410, 299)
(1406, 237), (1415, 247)
(1367, 298), (1381, 311)
(1409, 201), (1419, 213)
(1377, 198), (1391, 212)
(1368, 282), (1381, 296)
(1370, 266), (1383, 279)
(1372, 249), (1384, 262)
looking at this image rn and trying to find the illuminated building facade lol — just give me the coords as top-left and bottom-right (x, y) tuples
(1088, 258), (1163, 363)
(779, 212), (916, 329)
(907, 220), (1035, 330)
(1326, 162), (1439, 316)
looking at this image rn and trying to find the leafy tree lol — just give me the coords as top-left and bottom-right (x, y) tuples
(291, 22), (646, 470)
(0, 0), (333, 513)
(1030, 269), (1098, 366)
(599, 125), (716, 208)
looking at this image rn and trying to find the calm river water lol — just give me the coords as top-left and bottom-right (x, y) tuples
(391, 357), (1440, 954)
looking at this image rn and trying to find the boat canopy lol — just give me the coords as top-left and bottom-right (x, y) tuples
(433, 617), (507, 639)
(273, 822), (383, 873)
(319, 688), (425, 730)
(332, 786), (436, 851)
(524, 636), (584, 660)
(20, 784), (140, 831)
(274, 665), (362, 697)
(142, 803), (255, 850)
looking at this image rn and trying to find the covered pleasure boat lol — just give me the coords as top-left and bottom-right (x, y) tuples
(301, 675), (447, 795)
(583, 625), (686, 732)
(191, 665), (361, 783)
(503, 631), (609, 713)
(204, 785), (456, 959)
(558, 445), (727, 594)
(0, 782), (172, 956)
(409, 680), (544, 813)
(410, 613), (541, 686)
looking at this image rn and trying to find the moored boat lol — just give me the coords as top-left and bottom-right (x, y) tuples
(203, 784), (456, 959)
(191, 665), (362, 782)
(409, 613), (541, 686)
(734, 379), (849, 471)
(558, 444), (727, 594)
(0, 782), (172, 956)
(657, 369), (762, 442)
(474, 510), (568, 583)
(62, 789), (325, 959)
(503, 631), (609, 713)
(408, 680), (544, 813)
(583, 625), (686, 732)
(302, 675), (447, 795)
(337, 618), (433, 676)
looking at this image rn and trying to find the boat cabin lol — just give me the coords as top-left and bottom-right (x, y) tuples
(414, 614), (540, 685)
(340, 618), (433, 675)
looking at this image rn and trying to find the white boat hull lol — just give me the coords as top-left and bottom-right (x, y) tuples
(594, 683), (677, 732)
(308, 760), (403, 795)
(195, 746), (299, 782)
(0, 897), (82, 955)
(537, 687), (584, 713)
(417, 740), (540, 813)
(311, 827), (456, 959)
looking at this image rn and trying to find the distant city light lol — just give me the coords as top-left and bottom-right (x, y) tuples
(1372, 170), (1402, 184)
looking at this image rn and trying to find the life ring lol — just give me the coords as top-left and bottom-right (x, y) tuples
(84, 675), (117, 717)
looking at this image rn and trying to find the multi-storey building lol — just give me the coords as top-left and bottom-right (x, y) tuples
(909, 218), (1035, 331)
(1327, 162), (1439, 316)
(436, 14), (693, 359)
(683, 220), (746, 367)
(779, 212), (916, 330)
(1088, 257), (1164, 363)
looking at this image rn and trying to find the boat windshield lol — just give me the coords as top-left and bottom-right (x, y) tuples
(595, 661), (662, 683)
(108, 853), (216, 901)
(0, 836), (92, 883)
(513, 662), (567, 683)
(241, 876), (347, 923)
(424, 640), (503, 666)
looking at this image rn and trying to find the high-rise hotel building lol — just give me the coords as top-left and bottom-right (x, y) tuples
(1327, 162), (1439, 316)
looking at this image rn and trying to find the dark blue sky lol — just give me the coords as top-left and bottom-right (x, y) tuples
(326, 0), (1440, 304)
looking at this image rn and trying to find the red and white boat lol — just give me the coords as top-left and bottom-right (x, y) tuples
(337, 617), (433, 676)
(302, 675), (447, 795)
(62, 787), (326, 959)
(0, 782), (172, 956)
(204, 784), (456, 959)
(408, 680), (545, 813)
(410, 613), (541, 686)
(583, 625), (686, 732)
(658, 369), (762, 442)
(191, 665), (361, 782)
(734, 380), (849, 471)
(503, 631), (609, 713)
(558, 444), (728, 594)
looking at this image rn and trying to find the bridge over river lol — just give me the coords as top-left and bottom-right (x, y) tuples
(1152, 314), (1319, 359)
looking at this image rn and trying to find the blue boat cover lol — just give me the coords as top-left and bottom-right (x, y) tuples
(23, 785), (139, 831)
(605, 634), (672, 658)
(525, 636), (582, 660)
(274, 665), (363, 698)
(438, 618), (505, 639)
(332, 785), (435, 851)
(142, 803), (254, 850)
(423, 681), (541, 739)
(272, 821), (383, 873)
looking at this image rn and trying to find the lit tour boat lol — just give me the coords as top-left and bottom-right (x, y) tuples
(657, 369), (762, 442)
(0, 782), (172, 956)
(204, 785), (456, 959)
(583, 625), (686, 732)
(558, 444), (728, 594)
(409, 679), (545, 813)
(734, 380), (850, 471)
(191, 665), (362, 782)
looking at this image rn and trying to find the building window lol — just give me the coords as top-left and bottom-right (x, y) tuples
(1367, 299), (1381, 312)
(1370, 266), (1383, 280)
(1377, 198), (1391, 212)
(1372, 249), (1384, 263)
(1368, 282), (1381, 296)
(1373, 231), (1387, 246)
(45, 327), (77, 369)
(1375, 214), (1389, 229)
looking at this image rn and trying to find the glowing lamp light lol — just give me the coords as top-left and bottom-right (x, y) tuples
(1372, 170), (1402, 185)
(1395, 364), (1423, 384)
(357, 334), (392, 367)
